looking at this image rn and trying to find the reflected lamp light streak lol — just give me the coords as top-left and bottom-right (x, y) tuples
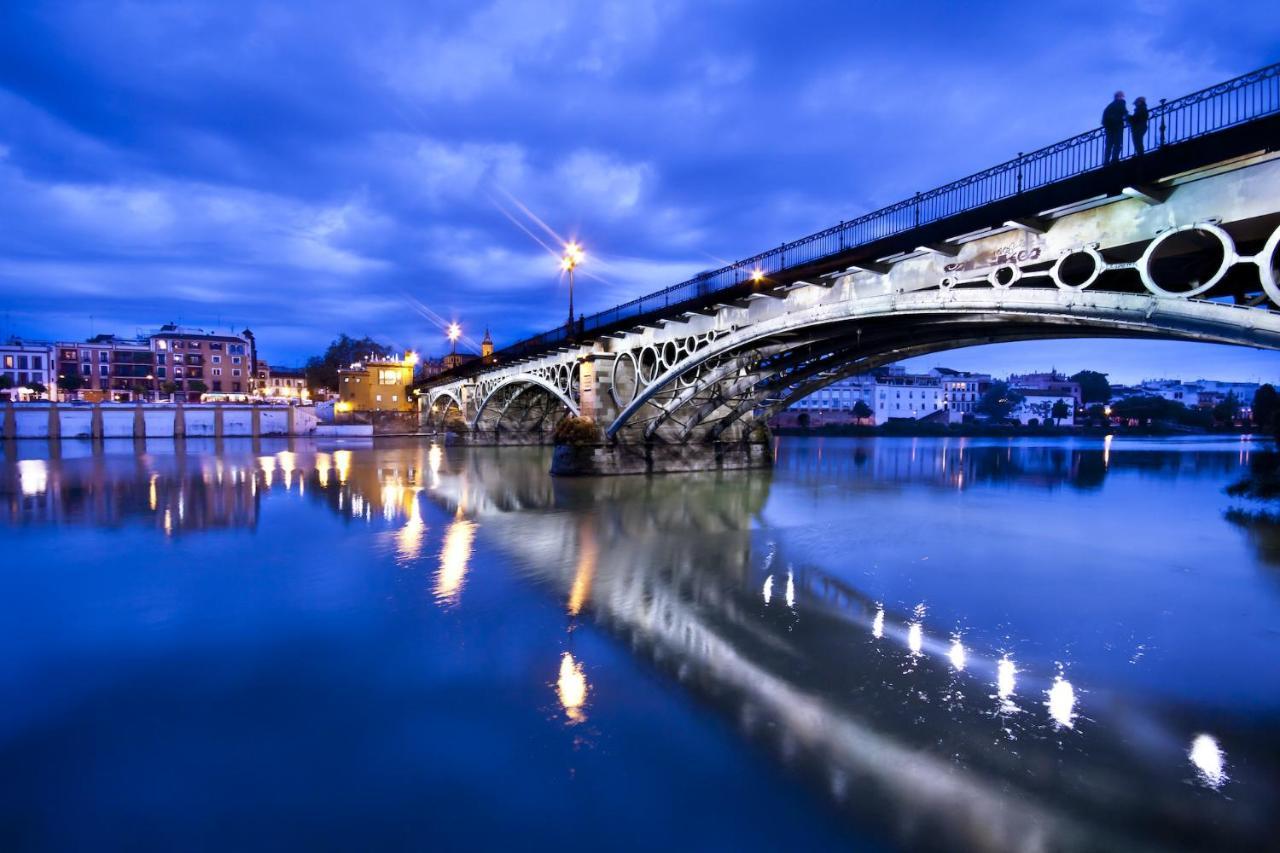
(1189, 733), (1228, 789)
(435, 513), (476, 604)
(557, 652), (588, 723)
(17, 459), (48, 496)
(1047, 675), (1076, 729)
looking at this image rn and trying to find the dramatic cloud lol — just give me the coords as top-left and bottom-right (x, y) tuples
(1, 0), (1278, 382)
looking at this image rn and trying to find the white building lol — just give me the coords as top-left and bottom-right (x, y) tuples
(789, 373), (876, 413)
(0, 339), (56, 399)
(874, 374), (945, 423)
(1011, 390), (1076, 425)
(930, 368), (991, 423)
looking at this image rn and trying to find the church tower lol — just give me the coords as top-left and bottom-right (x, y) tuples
(481, 327), (494, 359)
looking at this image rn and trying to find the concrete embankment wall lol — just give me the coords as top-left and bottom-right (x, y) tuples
(1, 403), (318, 440)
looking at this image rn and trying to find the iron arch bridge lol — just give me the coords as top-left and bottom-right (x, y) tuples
(418, 64), (1280, 462)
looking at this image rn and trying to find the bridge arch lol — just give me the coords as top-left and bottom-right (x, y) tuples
(606, 288), (1280, 442)
(471, 373), (579, 431)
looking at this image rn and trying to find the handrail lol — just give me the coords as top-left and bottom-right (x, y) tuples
(438, 61), (1280, 381)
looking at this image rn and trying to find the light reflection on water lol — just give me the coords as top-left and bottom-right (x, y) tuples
(1, 435), (1278, 851)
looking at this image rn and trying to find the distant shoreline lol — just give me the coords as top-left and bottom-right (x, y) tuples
(770, 423), (1260, 439)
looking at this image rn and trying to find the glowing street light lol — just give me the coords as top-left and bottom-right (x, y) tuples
(562, 241), (584, 333)
(750, 268), (764, 284)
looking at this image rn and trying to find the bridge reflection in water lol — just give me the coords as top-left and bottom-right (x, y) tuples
(3, 437), (1276, 851)
(415, 440), (1276, 852)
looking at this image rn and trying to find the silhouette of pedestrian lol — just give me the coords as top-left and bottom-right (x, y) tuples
(1129, 96), (1149, 156)
(1102, 90), (1128, 164)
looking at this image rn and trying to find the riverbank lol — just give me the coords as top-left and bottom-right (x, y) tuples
(771, 422), (1259, 438)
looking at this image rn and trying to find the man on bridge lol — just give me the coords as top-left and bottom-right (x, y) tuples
(1102, 90), (1128, 164)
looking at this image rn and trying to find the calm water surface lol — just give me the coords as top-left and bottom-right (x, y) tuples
(1, 436), (1278, 851)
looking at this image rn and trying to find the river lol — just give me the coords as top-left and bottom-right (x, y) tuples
(1, 436), (1277, 851)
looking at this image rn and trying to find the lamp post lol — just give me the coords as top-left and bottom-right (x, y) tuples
(561, 242), (584, 333)
(448, 323), (461, 355)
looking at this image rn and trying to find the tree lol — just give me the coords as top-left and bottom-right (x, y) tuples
(57, 373), (84, 395)
(1213, 392), (1240, 426)
(305, 334), (393, 393)
(1112, 395), (1213, 428)
(1051, 399), (1071, 425)
(161, 381), (179, 397)
(188, 380), (208, 395)
(797, 412), (811, 429)
(852, 400), (873, 421)
(975, 382), (1024, 420)
(1070, 370), (1111, 404)
(0, 375), (12, 391)
(1252, 384), (1279, 434)
(28, 381), (48, 398)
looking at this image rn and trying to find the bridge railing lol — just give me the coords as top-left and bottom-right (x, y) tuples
(445, 61), (1280, 379)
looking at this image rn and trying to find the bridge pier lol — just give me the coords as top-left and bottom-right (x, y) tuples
(550, 439), (773, 477)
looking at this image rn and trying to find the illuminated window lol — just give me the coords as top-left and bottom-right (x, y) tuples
(377, 369), (400, 384)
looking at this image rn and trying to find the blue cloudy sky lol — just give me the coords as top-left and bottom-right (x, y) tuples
(1, 0), (1278, 382)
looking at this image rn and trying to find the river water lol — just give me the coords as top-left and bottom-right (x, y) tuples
(1, 436), (1277, 851)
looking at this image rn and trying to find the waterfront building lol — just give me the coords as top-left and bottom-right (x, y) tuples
(788, 373), (877, 415)
(149, 325), (254, 401)
(55, 334), (156, 402)
(930, 368), (992, 423)
(338, 353), (417, 412)
(1010, 390), (1078, 425)
(1007, 371), (1083, 408)
(873, 373), (946, 423)
(0, 339), (56, 400)
(254, 361), (310, 402)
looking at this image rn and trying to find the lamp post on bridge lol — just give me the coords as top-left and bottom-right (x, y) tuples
(562, 241), (584, 337)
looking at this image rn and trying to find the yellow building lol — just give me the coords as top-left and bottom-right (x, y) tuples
(338, 353), (417, 412)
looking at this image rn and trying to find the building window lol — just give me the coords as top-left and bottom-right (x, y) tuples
(232, 369), (240, 377)
(232, 356), (241, 365)
(391, 395), (398, 402)
(211, 355), (221, 364)
(377, 369), (400, 384)
(99, 351), (109, 362)
(99, 365), (108, 377)
(157, 367), (166, 378)
(212, 368), (222, 377)
(375, 394), (382, 402)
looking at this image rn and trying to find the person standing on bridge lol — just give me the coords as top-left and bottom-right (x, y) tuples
(1102, 91), (1128, 164)
(1129, 96), (1149, 156)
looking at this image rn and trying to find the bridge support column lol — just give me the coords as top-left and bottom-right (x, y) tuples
(551, 440), (773, 477)
(578, 355), (618, 427)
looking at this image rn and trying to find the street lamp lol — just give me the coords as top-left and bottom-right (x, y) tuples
(562, 241), (584, 330)
(448, 323), (461, 356)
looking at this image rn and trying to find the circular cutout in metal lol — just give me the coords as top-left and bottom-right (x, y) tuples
(1051, 247), (1104, 291)
(1259, 224), (1280, 307)
(637, 346), (660, 385)
(1139, 223), (1235, 298)
(987, 264), (1021, 289)
(610, 351), (639, 407)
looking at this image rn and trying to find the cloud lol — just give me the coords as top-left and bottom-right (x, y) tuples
(0, 0), (1277, 383)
